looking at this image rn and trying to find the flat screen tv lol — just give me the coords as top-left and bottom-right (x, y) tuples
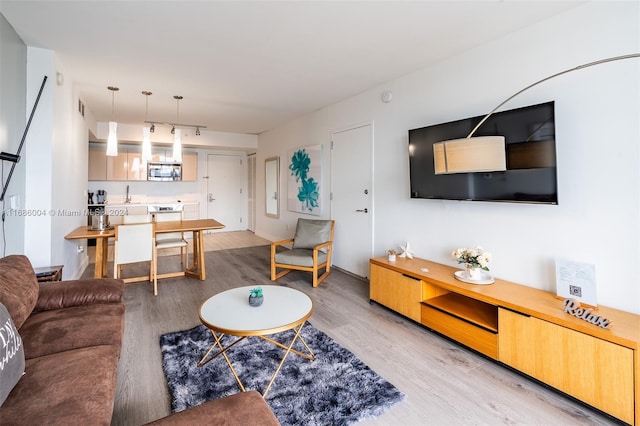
(408, 101), (557, 204)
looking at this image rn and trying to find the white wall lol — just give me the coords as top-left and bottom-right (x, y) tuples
(257, 110), (332, 242)
(24, 47), (92, 277)
(0, 14), (26, 256)
(257, 3), (640, 314)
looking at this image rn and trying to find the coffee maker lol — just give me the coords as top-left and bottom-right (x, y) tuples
(96, 190), (107, 204)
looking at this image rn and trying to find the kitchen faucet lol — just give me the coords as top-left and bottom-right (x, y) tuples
(125, 185), (131, 204)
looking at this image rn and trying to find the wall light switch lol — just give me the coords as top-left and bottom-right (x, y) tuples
(9, 195), (18, 210)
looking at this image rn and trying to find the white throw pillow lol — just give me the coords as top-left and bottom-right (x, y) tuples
(0, 302), (25, 406)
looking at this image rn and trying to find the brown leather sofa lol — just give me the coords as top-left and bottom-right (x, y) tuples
(0, 255), (125, 425)
(0, 255), (280, 426)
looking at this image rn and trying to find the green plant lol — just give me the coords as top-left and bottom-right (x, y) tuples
(388, 248), (396, 255)
(249, 287), (263, 298)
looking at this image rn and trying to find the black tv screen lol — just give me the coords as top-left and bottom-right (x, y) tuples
(408, 101), (558, 204)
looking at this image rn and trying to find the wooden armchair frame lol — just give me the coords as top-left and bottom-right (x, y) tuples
(270, 220), (335, 287)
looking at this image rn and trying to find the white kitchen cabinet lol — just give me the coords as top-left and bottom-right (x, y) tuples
(90, 144), (197, 182)
(182, 152), (198, 181)
(88, 144), (107, 181)
(127, 151), (147, 181)
(106, 151), (129, 181)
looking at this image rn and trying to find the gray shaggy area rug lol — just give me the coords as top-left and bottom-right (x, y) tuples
(160, 322), (405, 425)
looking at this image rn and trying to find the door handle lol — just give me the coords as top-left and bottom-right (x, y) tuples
(208, 193), (215, 202)
(355, 208), (368, 213)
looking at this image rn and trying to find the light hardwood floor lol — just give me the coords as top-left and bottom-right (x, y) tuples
(100, 233), (620, 426)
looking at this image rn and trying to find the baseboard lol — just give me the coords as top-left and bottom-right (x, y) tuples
(72, 255), (90, 280)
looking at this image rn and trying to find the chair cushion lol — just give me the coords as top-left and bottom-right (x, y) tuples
(0, 302), (25, 407)
(156, 238), (188, 249)
(0, 255), (39, 329)
(275, 249), (328, 267)
(291, 219), (332, 253)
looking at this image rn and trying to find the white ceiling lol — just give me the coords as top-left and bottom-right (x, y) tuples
(1, 1), (580, 136)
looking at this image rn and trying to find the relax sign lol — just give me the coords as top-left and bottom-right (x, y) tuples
(563, 299), (611, 329)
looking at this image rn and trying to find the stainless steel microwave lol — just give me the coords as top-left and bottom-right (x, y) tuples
(147, 162), (182, 181)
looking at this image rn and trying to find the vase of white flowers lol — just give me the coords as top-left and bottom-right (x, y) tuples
(452, 246), (491, 281)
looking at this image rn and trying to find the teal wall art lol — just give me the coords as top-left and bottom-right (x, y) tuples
(287, 144), (322, 215)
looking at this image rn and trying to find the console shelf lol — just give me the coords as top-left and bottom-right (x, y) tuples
(424, 293), (497, 332)
(369, 256), (640, 425)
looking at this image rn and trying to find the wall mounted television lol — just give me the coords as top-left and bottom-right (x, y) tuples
(408, 101), (558, 204)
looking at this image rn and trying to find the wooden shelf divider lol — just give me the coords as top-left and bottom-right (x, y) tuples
(424, 293), (498, 333)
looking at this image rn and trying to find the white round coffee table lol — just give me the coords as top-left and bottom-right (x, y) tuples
(198, 285), (315, 397)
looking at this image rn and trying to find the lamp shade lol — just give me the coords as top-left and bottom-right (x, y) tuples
(172, 128), (182, 162)
(142, 126), (152, 161)
(106, 121), (118, 156)
(433, 136), (506, 174)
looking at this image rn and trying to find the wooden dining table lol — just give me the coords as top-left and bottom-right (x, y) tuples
(65, 218), (225, 280)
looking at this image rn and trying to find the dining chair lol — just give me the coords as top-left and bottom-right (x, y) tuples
(122, 214), (152, 224)
(270, 219), (335, 287)
(153, 212), (188, 290)
(112, 222), (156, 293)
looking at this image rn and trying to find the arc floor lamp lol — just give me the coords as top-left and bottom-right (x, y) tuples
(434, 53), (640, 175)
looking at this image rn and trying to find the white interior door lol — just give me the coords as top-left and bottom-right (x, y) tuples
(206, 154), (244, 232)
(331, 124), (373, 278)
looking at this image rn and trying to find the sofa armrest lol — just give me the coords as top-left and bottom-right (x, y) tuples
(144, 391), (280, 425)
(33, 278), (124, 312)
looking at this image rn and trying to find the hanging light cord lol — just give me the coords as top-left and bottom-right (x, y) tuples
(175, 95), (182, 123)
(107, 86), (119, 120)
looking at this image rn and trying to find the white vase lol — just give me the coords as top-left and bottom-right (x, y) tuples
(467, 266), (482, 280)
(388, 254), (396, 262)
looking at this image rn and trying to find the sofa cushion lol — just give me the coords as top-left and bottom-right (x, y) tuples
(19, 303), (124, 359)
(144, 391), (281, 425)
(0, 255), (39, 329)
(0, 303), (25, 407)
(0, 345), (120, 426)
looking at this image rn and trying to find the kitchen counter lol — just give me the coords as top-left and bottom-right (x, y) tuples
(90, 201), (200, 223)
(88, 200), (199, 208)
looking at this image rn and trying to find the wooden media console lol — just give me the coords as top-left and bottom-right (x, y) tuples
(369, 256), (640, 425)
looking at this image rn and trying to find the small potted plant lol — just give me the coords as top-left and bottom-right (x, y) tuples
(387, 248), (397, 262)
(248, 287), (264, 307)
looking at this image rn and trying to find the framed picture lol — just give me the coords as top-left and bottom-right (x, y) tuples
(555, 258), (597, 307)
(287, 144), (322, 215)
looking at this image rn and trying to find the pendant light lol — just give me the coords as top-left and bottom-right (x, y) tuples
(106, 86), (119, 156)
(141, 91), (153, 162)
(172, 95), (183, 162)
